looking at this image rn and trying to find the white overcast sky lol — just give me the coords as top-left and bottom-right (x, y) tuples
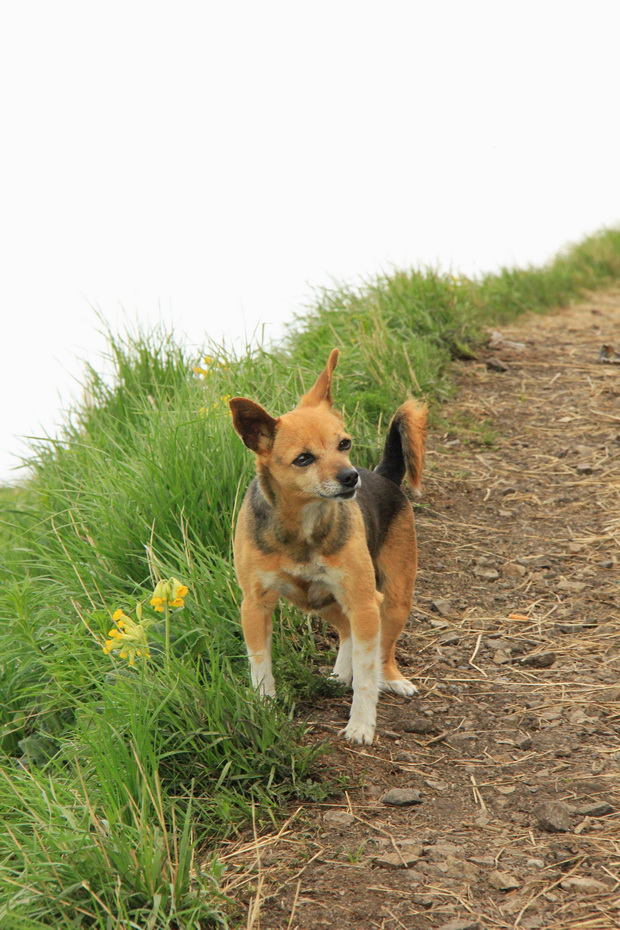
(1, 1), (619, 483)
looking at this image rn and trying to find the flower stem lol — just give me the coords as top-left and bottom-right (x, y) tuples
(165, 601), (170, 672)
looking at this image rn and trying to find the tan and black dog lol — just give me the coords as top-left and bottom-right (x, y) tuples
(229, 350), (426, 744)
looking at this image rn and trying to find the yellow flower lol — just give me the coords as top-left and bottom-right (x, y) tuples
(101, 579), (188, 668)
(193, 356), (215, 379)
(151, 578), (188, 610)
(102, 608), (151, 667)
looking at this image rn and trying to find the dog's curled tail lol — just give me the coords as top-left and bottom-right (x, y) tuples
(374, 399), (427, 494)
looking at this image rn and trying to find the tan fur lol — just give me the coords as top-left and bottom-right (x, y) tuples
(229, 350), (425, 745)
(396, 399), (427, 492)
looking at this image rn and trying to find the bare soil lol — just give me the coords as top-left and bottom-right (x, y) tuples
(220, 292), (620, 930)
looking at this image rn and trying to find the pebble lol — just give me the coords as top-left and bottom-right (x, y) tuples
(560, 876), (608, 893)
(373, 850), (421, 870)
(577, 801), (613, 817)
(412, 893), (434, 907)
(487, 358), (509, 372)
(425, 842), (465, 861)
(429, 617), (450, 630)
(447, 732), (478, 746)
(534, 800), (574, 833)
(323, 810), (355, 826)
(517, 651), (557, 668)
(436, 857), (480, 881)
(437, 919), (480, 930)
(493, 649), (512, 664)
(380, 788), (423, 806)
(469, 856), (496, 869)
(403, 718), (435, 735)
(425, 778), (449, 791)
(430, 597), (453, 617)
(557, 578), (586, 592)
(489, 869), (520, 891)
(398, 839), (425, 853)
(514, 733), (533, 750)
(474, 567), (500, 580)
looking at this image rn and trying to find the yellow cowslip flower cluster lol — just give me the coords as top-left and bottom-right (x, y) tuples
(192, 355), (230, 379)
(150, 577), (189, 612)
(102, 609), (151, 667)
(192, 355), (213, 378)
(102, 578), (189, 668)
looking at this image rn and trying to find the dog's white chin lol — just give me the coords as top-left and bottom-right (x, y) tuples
(316, 488), (358, 500)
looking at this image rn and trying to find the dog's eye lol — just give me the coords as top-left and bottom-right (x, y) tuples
(338, 438), (352, 451)
(292, 452), (315, 467)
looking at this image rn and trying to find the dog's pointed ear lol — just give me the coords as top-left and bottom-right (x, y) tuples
(229, 397), (278, 453)
(297, 348), (339, 408)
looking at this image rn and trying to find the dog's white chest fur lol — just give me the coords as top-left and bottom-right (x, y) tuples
(260, 558), (343, 608)
(300, 500), (328, 539)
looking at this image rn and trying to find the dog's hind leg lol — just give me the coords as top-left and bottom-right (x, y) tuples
(320, 603), (353, 686)
(376, 505), (418, 697)
(240, 590), (279, 697)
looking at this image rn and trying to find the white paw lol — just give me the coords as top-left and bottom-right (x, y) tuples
(380, 677), (418, 697)
(342, 720), (376, 745)
(256, 678), (276, 698)
(329, 670), (353, 687)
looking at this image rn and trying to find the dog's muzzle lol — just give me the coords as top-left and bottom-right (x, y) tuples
(335, 468), (360, 499)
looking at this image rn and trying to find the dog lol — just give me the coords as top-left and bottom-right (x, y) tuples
(229, 349), (426, 744)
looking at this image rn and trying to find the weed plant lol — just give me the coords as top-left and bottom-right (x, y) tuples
(0, 228), (619, 926)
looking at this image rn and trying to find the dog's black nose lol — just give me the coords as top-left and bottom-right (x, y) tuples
(337, 468), (359, 489)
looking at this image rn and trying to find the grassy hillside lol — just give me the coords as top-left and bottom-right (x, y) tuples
(1, 228), (619, 928)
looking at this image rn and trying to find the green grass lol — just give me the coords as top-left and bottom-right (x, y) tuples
(0, 227), (619, 927)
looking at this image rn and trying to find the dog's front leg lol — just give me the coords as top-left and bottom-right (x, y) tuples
(342, 592), (382, 745)
(240, 591), (278, 697)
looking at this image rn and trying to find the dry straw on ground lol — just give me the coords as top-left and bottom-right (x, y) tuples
(214, 291), (620, 930)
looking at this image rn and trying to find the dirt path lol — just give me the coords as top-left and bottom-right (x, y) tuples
(222, 292), (620, 930)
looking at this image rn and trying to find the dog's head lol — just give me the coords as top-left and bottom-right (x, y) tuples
(229, 349), (359, 501)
